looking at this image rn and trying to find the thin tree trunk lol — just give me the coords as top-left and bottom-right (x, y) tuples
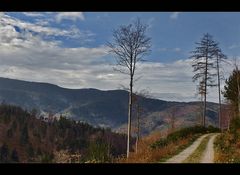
(216, 54), (222, 131)
(201, 94), (204, 126)
(237, 67), (240, 118)
(127, 75), (133, 158)
(135, 105), (140, 154)
(204, 54), (208, 127)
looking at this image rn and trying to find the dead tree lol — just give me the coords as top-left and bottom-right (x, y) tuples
(167, 106), (178, 133)
(190, 33), (218, 127)
(132, 90), (149, 154)
(108, 18), (151, 158)
(196, 78), (206, 125)
(214, 49), (227, 130)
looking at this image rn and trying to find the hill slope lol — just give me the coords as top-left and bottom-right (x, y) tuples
(0, 77), (220, 135)
(0, 104), (128, 162)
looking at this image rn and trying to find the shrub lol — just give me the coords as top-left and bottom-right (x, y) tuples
(84, 139), (111, 163)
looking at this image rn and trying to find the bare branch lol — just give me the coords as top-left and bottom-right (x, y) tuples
(107, 18), (151, 158)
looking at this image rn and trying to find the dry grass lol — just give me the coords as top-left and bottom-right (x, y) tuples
(214, 131), (240, 163)
(183, 134), (211, 163)
(115, 131), (193, 163)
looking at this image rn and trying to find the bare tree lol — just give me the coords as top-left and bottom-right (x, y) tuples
(132, 89), (150, 154)
(214, 48), (227, 131)
(195, 78), (206, 125)
(167, 106), (178, 133)
(108, 18), (151, 158)
(190, 33), (218, 127)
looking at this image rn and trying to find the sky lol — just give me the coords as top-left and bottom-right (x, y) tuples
(0, 12), (239, 102)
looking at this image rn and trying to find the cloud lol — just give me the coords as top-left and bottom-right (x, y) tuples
(132, 58), (233, 102)
(0, 34), (232, 103)
(170, 12), (181, 20)
(228, 44), (240, 49)
(174, 47), (181, 52)
(0, 12), (233, 103)
(55, 12), (85, 22)
(158, 47), (181, 52)
(147, 17), (155, 29)
(0, 13), (107, 88)
(0, 13), (75, 38)
(22, 12), (44, 17)
(0, 13), (94, 46)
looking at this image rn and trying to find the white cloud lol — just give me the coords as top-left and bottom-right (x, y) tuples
(170, 12), (181, 20)
(34, 19), (50, 26)
(0, 12), (234, 103)
(174, 47), (181, 52)
(228, 44), (240, 49)
(147, 17), (155, 29)
(0, 34), (233, 103)
(0, 13), (94, 46)
(22, 12), (44, 17)
(0, 13), (73, 38)
(158, 47), (181, 52)
(131, 58), (233, 102)
(55, 12), (85, 22)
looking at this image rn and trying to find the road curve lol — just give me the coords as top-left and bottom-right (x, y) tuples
(200, 133), (219, 163)
(165, 134), (211, 163)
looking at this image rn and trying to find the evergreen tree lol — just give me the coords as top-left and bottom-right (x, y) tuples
(223, 68), (240, 118)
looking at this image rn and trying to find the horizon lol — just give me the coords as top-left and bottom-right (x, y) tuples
(0, 76), (224, 104)
(0, 12), (238, 103)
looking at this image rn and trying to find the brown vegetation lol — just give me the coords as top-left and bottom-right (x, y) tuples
(115, 131), (193, 163)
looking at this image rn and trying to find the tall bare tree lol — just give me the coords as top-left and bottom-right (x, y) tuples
(167, 106), (178, 133)
(190, 33), (218, 127)
(108, 18), (151, 158)
(214, 48), (227, 130)
(132, 90), (149, 154)
(195, 78), (205, 125)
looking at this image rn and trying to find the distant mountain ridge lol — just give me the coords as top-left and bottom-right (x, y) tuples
(0, 77), (220, 135)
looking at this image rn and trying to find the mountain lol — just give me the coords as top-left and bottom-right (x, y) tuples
(0, 77), (220, 135)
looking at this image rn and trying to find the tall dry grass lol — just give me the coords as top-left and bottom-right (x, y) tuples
(115, 131), (191, 163)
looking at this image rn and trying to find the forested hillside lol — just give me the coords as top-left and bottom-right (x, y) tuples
(0, 104), (129, 163)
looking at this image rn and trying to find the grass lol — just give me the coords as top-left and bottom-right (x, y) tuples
(158, 134), (200, 162)
(151, 125), (219, 149)
(214, 118), (240, 163)
(116, 126), (219, 163)
(214, 130), (240, 163)
(183, 134), (212, 163)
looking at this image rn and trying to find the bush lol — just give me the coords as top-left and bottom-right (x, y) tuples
(230, 117), (240, 132)
(84, 139), (111, 163)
